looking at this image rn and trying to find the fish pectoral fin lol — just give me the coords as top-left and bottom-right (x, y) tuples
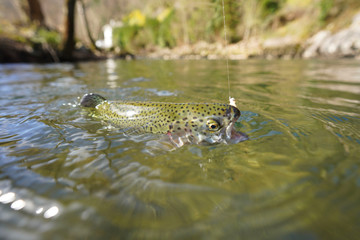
(144, 138), (177, 154)
(167, 131), (193, 148)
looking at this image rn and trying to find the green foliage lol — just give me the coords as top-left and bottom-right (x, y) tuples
(112, 10), (145, 52)
(203, 0), (284, 42)
(207, 0), (241, 42)
(31, 28), (61, 48)
(319, 0), (334, 22)
(260, 0), (283, 18)
(146, 8), (175, 47)
(207, 0), (223, 35)
(112, 8), (175, 52)
(107, 0), (358, 52)
(113, 24), (139, 52)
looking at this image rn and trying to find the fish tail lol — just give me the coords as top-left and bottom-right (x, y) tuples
(80, 93), (106, 108)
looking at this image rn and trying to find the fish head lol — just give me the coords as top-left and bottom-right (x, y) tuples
(195, 105), (248, 144)
(169, 104), (248, 146)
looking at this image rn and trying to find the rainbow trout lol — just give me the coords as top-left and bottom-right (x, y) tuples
(80, 93), (248, 147)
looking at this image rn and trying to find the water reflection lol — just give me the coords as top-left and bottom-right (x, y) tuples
(36, 207), (44, 215)
(106, 58), (119, 88)
(11, 199), (26, 210)
(0, 60), (360, 239)
(44, 206), (60, 219)
(306, 83), (360, 94)
(0, 192), (15, 204)
(306, 61), (360, 83)
(0, 189), (60, 219)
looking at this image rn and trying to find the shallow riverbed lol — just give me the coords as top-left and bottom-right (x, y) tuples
(1, 59), (360, 239)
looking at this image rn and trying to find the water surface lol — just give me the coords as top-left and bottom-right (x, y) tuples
(1, 59), (360, 239)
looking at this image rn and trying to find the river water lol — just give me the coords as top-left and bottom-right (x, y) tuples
(0, 59), (360, 239)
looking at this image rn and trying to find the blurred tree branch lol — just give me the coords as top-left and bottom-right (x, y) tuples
(79, 0), (102, 51)
(26, 0), (46, 27)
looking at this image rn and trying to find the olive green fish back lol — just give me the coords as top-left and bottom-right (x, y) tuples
(80, 93), (237, 135)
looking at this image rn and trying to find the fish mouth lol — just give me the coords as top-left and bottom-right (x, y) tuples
(223, 106), (248, 144)
(225, 122), (248, 144)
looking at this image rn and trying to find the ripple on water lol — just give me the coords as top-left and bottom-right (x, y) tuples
(1, 60), (360, 239)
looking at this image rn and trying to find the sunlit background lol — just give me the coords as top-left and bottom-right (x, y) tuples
(1, 0), (360, 61)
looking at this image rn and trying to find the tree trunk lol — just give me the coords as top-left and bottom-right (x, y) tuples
(79, 0), (101, 51)
(26, 0), (46, 27)
(62, 0), (77, 61)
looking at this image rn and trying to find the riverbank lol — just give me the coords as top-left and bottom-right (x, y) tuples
(1, 12), (360, 63)
(0, 37), (106, 63)
(142, 12), (360, 60)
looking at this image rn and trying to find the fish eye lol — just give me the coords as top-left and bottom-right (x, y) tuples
(206, 119), (220, 131)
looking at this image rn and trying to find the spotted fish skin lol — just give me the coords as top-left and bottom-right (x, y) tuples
(80, 93), (248, 146)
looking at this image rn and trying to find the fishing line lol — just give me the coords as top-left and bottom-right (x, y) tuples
(221, 0), (236, 107)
